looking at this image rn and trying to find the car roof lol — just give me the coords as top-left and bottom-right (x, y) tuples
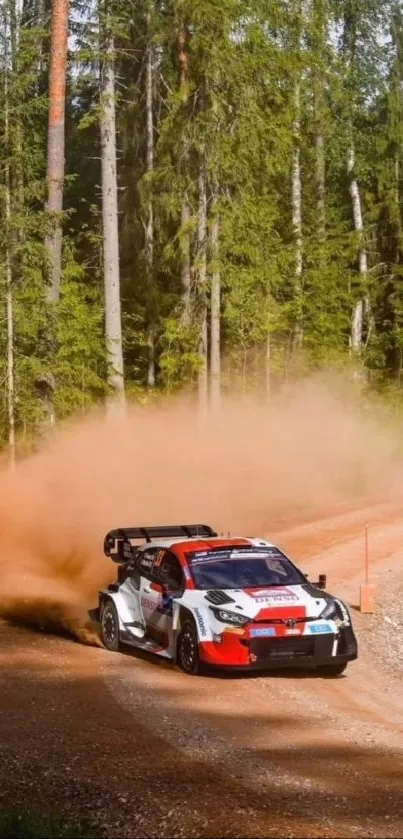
(137, 536), (277, 550)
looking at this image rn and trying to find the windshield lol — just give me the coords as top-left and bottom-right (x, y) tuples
(186, 546), (305, 590)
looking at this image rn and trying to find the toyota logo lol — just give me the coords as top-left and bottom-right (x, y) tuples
(284, 618), (297, 628)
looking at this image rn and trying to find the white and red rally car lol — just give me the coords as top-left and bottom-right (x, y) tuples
(89, 524), (358, 676)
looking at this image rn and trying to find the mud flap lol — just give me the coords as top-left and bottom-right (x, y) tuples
(123, 620), (146, 639)
(88, 607), (100, 623)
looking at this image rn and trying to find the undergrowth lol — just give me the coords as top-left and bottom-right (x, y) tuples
(0, 806), (95, 838)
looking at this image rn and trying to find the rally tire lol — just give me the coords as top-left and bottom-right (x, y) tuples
(100, 600), (120, 652)
(318, 662), (347, 678)
(177, 619), (200, 675)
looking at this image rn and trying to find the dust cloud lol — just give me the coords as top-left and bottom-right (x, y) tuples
(0, 374), (402, 643)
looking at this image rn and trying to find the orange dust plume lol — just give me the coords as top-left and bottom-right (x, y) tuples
(0, 373), (402, 643)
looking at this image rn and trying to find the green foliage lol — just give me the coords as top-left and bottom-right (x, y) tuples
(1, 0), (403, 453)
(0, 805), (95, 839)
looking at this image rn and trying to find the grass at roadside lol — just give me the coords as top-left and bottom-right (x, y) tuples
(0, 806), (96, 838)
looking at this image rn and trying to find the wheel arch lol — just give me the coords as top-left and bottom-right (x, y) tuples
(172, 600), (212, 648)
(99, 589), (128, 632)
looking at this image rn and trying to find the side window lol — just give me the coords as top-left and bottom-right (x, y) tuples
(158, 551), (184, 592)
(137, 547), (159, 580)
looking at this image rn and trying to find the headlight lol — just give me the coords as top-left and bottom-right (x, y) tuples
(210, 607), (250, 626)
(319, 599), (341, 621)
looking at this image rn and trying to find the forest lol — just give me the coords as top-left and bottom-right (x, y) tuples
(0, 0), (403, 457)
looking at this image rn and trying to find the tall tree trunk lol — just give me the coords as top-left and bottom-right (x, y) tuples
(210, 199), (220, 413)
(292, 81), (303, 351)
(177, 23), (191, 322)
(312, 0), (326, 242)
(100, 16), (125, 407)
(347, 142), (367, 352)
(315, 123), (326, 239)
(4, 20), (16, 468)
(180, 201), (191, 321)
(265, 324), (271, 400)
(342, 7), (369, 356)
(10, 0), (24, 241)
(145, 8), (155, 388)
(197, 163), (208, 419)
(45, 0), (69, 304)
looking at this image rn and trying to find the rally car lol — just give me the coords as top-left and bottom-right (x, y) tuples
(89, 523), (358, 676)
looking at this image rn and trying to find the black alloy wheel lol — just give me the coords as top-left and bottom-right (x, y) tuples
(177, 620), (200, 675)
(101, 601), (120, 652)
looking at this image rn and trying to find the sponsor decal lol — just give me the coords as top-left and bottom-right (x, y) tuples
(141, 596), (157, 611)
(154, 550), (165, 567)
(122, 540), (133, 561)
(189, 547), (288, 565)
(248, 586), (298, 604)
(194, 607), (208, 637)
(309, 622), (332, 634)
(158, 593), (173, 616)
(140, 555), (154, 571)
(141, 592), (173, 616)
(250, 627), (276, 638)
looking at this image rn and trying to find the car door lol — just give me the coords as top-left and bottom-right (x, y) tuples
(113, 547), (154, 638)
(142, 550), (185, 647)
(136, 547), (166, 639)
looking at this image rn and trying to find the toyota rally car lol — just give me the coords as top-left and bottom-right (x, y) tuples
(89, 523), (358, 676)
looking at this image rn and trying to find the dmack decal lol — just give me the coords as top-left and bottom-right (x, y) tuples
(248, 586), (298, 603)
(194, 608), (208, 637)
(250, 627), (276, 638)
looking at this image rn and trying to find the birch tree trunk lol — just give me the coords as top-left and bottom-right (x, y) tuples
(178, 24), (191, 322)
(348, 142), (367, 351)
(145, 8), (155, 388)
(197, 163), (208, 419)
(100, 18), (125, 407)
(210, 201), (220, 414)
(45, 0), (69, 304)
(292, 81), (303, 351)
(4, 22), (16, 468)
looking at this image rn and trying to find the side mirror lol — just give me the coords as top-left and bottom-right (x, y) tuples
(316, 574), (327, 590)
(304, 573), (309, 579)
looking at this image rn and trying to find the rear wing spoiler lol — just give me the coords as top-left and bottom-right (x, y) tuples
(104, 524), (217, 563)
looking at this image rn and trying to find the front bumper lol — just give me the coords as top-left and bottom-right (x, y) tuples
(199, 625), (358, 670)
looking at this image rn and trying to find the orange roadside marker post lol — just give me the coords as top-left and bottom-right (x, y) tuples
(359, 523), (375, 613)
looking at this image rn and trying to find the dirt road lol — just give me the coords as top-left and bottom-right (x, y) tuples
(1, 501), (403, 838)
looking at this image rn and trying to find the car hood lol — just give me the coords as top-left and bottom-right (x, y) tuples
(191, 584), (331, 620)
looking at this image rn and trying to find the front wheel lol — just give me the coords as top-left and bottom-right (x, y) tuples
(318, 662), (347, 678)
(101, 600), (120, 652)
(177, 620), (200, 675)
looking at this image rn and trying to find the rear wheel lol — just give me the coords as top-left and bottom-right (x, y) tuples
(177, 619), (199, 675)
(318, 662), (347, 677)
(101, 600), (120, 652)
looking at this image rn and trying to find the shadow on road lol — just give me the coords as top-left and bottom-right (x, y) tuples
(0, 622), (402, 839)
